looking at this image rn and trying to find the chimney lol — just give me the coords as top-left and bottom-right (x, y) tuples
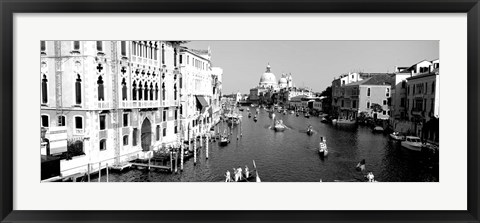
(410, 69), (414, 77)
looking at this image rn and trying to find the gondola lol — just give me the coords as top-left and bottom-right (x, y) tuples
(227, 172), (257, 182)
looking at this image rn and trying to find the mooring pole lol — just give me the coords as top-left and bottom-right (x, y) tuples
(194, 133), (197, 165)
(98, 162), (101, 182)
(148, 157), (151, 170)
(206, 135), (209, 159)
(87, 163), (91, 182)
(106, 163), (109, 182)
(180, 139), (184, 171)
(174, 150), (178, 173)
(170, 150), (173, 172)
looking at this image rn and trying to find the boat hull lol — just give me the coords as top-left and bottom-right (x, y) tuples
(389, 134), (405, 141)
(401, 142), (422, 151)
(274, 127), (286, 132)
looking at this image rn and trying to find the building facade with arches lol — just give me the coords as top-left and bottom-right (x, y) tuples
(41, 41), (220, 178)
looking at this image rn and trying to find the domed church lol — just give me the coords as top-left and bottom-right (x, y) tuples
(258, 64), (278, 88)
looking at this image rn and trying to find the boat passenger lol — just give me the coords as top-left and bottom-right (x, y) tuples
(367, 172), (375, 182)
(225, 170), (231, 182)
(233, 168), (239, 182)
(237, 167), (243, 181)
(245, 166), (249, 178)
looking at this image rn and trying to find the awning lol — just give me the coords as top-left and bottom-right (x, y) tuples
(195, 95), (209, 110)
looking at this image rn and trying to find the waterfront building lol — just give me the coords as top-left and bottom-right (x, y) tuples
(331, 72), (393, 120)
(210, 67), (223, 124)
(249, 64), (279, 105)
(40, 41), (222, 179)
(179, 47), (221, 138)
(388, 59), (439, 142)
(404, 60), (439, 141)
(331, 72), (375, 117)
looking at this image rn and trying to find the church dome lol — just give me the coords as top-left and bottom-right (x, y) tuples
(279, 77), (287, 84)
(259, 64), (277, 87)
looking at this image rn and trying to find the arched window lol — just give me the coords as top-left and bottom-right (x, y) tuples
(155, 84), (159, 100)
(149, 83), (154, 101)
(163, 127), (166, 137)
(161, 44), (165, 64)
(97, 76), (104, 101)
(75, 74), (82, 104)
(162, 83), (166, 100)
(144, 82), (149, 101)
(99, 139), (107, 151)
(156, 125), (160, 141)
(123, 135), (128, 146)
(41, 75), (48, 104)
(174, 84), (177, 100)
(121, 41), (126, 56)
(132, 81), (137, 100)
(122, 78), (127, 100)
(138, 81), (143, 100)
(96, 41), (103, 52)
(367, 88), (371, 97)
(174, 48), (177, 67)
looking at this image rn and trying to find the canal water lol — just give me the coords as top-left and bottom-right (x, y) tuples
(102, 107), (439, 182)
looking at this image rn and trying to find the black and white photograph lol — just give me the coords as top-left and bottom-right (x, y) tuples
(40, 40), (439, 183)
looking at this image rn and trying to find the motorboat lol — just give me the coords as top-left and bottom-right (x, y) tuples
(372, 126), (385, 133)
(290, 110), (295, 114)
(248, 113), (252, 118)
(304, 113), (310, 118)
(321, 117), (329, 123)
(319, 137), (328, 157)
(253, 115), (258, 122)
(401, 136), (423, 151)
(219, 135), (230, 146)
(239, 108), (244, 112)
(389, 132), (405, 141)
(333, 118), (356, 126)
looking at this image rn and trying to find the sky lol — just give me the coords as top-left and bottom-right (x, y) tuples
(184, 41), (438, 94)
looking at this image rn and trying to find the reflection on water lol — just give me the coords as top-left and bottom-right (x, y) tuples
(100, 108), (439, 182)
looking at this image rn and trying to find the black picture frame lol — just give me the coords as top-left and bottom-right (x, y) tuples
(1, 0), (479, 222)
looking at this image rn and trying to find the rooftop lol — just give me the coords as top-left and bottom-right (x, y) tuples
(344, 73), (394, 86)
(406, 69), (439, 81)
